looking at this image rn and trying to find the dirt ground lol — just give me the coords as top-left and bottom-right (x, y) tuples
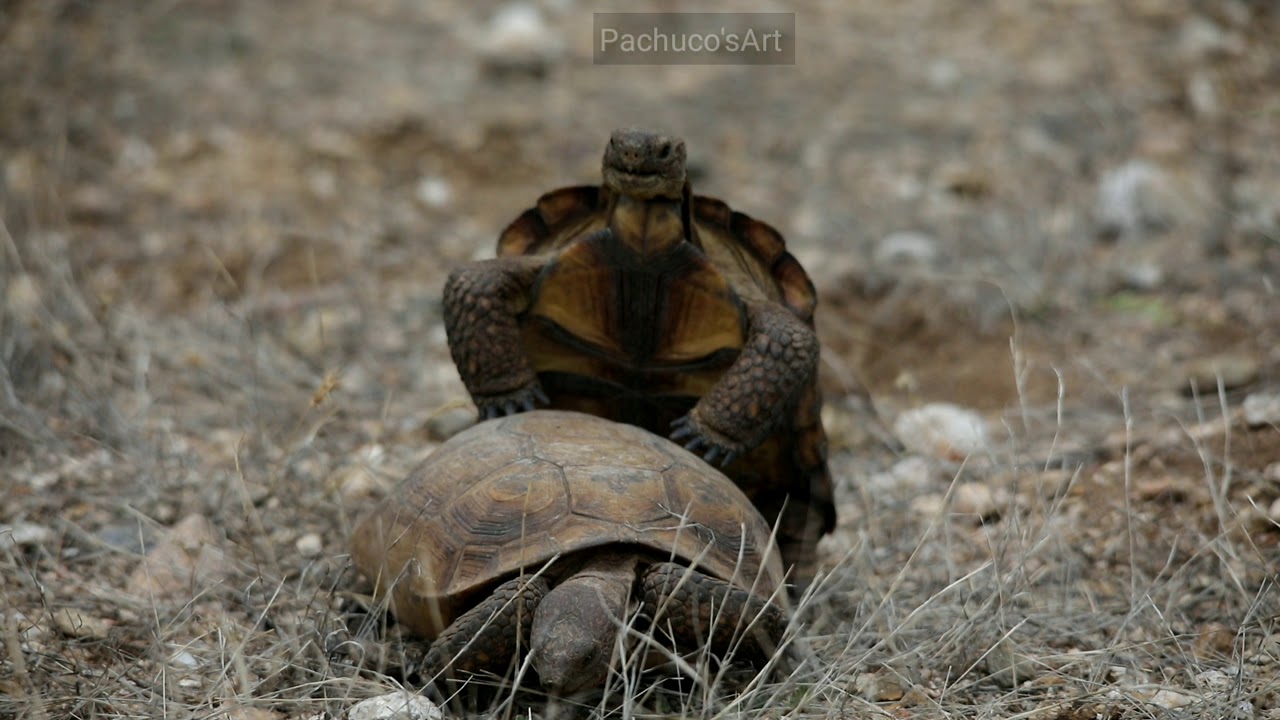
(2, 1), (1278, 719)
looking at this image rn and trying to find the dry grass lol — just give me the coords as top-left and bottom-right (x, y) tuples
(3, 1), (1279, 718)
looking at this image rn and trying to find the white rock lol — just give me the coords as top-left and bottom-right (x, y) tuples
(0, 523), (54, 550)
(867, 456), (933, 495)
(347, 693), (442, 720)
(874, 230), (938, 267)
(1095, 160), (1174, 239)
(951, 482), (1003, 521)
(893, 404), (989, 461)
(1122, 261), (1163, 291)
(479, 4), (564, 71)
(1242, 392), (1280, 427)
(1178, 16), (1243, 61)
(296, 533), (323, 559)
(1143, 688), (1196, 710)
(415, 176), (452, 209)
(1267, 497), (1280, 525)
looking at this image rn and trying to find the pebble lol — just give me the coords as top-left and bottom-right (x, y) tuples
(1184, 354), (1260, 393)
(127, 514), (231, 600)
(1243, 392), (1280, 427)
(1267, 497), (1280, 525)
(216, 706), (283, 720)
(415, 176), (452, 209)
(893, 403), (990, 462)
(866, 456), (933, 495)
(0, 523), (54, 550)
(478, 3), (563, 77)
(425, 404), (477, 441)
(53, 608), (113, 640)
(347, 692), (442, 720)
(331, 464), (389, 508)
(1095, 160), (1174, 239)
(873, 231), (938, 267)
(984, 637), (1038, 688)
(951, 481), (1005, 521)
(296, 533), (323, 559)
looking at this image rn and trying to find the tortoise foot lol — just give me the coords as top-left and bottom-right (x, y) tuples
(474, 382), (550, 420)
(639, 562), (786, 666)
(423, 575), (550, 688)
(669, 413), (744, 468)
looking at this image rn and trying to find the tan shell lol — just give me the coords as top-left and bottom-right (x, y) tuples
(350, 410), (786, 640)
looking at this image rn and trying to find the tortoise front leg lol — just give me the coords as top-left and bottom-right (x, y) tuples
(422, 575), (549, 688)
(671, 302), (819, 466)
(443, 257), (550, 418)
(638, 562), (789, 667)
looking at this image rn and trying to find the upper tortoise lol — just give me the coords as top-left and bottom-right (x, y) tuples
(443, 128), (834, 584)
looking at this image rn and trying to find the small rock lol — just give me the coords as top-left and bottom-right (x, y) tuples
(909, 493), (946, 517)
(1095, 160), (1174, 240)
(1267, 497), (1280, 525)
(215, 705), (283, 720)
(347, 692), (443, 720)
(415, 176), (452, 209)
(67, 185), (123, 223)
(0, 523), (54, 550)
(894, 403), (989, 462)
(1243, 392), (1280, 427)
(296, 533), (323, 559)
(866, 456), (933, 495)
(1132, 477), (1187, 503)
(5, 273), (42, 324)
(853, 670), (905, 702)
(1265, 462), (1280, 484)
(1178, 15), (1243, 61)
(53, 608), (112, 640)
(1122, 261), (1164, 291)
(1142, 688), (1196, 710)
(127, 514), (231, 600)
(95, 522), (157, 554)
(331, 464), (389, 509)
(478, 4), (563, 78)
(985, 637), (1038, 688)
(1184, 355), (1259, 393)
(873, 231), (938, 267)
(952, 482), (1004, 521)
(425, 404), (478, 441)
(1194, 668), (1235, 693)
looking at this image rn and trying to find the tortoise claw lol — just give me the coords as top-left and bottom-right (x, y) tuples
(474, 382), (550, 419)
(670, 413), (742, 467)
(670, 417), (695, 441)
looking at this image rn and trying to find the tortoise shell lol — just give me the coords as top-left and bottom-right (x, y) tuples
(493, 174), (833, 557)
(350, 410), (786, 640)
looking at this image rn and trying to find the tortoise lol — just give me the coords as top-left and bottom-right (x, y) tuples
(442, 128), (834, 585)
(349, 410), (793, 699)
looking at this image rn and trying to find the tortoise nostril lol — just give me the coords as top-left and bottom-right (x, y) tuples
(656, 141), (672, 160)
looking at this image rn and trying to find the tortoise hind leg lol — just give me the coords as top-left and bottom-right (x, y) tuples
(422, 575), (550, 691)
(638, 562), (788, 667)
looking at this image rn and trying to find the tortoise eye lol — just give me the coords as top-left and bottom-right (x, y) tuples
(656, 141), (673, 160)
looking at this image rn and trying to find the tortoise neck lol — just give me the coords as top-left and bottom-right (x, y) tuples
(606, 191), (690, 258)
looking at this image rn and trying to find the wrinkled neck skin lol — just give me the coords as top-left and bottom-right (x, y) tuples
(605, 191), (689, 260)
(529, 554), (637, 698)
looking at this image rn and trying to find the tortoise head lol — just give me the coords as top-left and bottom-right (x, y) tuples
(601, 128), (687, 201)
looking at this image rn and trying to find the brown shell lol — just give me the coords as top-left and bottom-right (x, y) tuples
(493, 184), (833, 544)
(497, 187), (817, 322)
(350, 410), (786, 640)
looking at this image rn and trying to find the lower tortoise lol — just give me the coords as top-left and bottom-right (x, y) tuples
(443, 128), (834, 585)
(350, 410), (795, 700)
